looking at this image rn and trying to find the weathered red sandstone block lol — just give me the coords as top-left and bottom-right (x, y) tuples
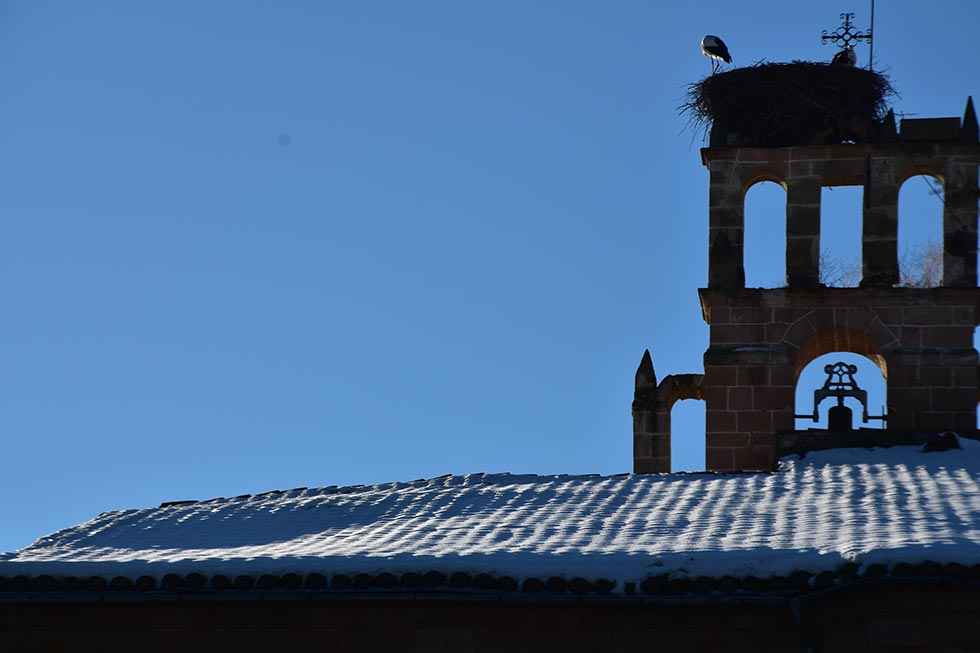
(931, 388), (976, 408)
(790, 146), (832, 160)
(738, 149), (788, 163)
(702, 386), (728, 409)
(787, 242), (819, 289)
(787, 180), (821, 205)
(737, 411), (770, 432)
(837, 307), (877, 332)
(811, 328), (839, 355)
(711, 326), (738, 344)
(868, 318), (900, 348)
(863, 241), (899, 287)
(756, 386), (794, 410)
(733, 445), (775, 471)
(874, 306), (902, 326)
(712, 325), (765, 344)
(729, 387), (753, 410)
(770, 366), (794, 386)
(788, 161), (814, 177)
(710, 208), (742, 228)
(892, 388), (931, 410)
(895, 351), (944, 367)
(810, 308), (835, 331)
(834, 293), (875, 307)
(708, 433), (749, 447)
(900, 327), (923, 347)
(738, 366), (767, 386)
(925, 327), (972, 348)
(952, 366), (977, 387)
(941, 350), (978, 366)
(788, 206), (820, 236)
(765, 323), (790, 343)
(635, 458), (668, 474)
(709, 188), (742, 208)
(782, 316), (816, 348)
(904, 306), (953, 325)
(772, 308), (801, 323)
(649, 437), (670, 458)
(953, 306), (974, 324)
(703, 365), (737, 387)
(708, 347), (770, 367)
(955, 412), (977, 433)
(885, 364), (916, 388)
(706, 447), (734, 470)
(769, 347), (794, 366)
(706, 150), (738, 163)
(864, 183), (898, 209)
(633, 435), (653, 458)
(771, 410), (795, 432)
(748, 432), (777, 446)
(632, 411), (656, 433)
(731, 307), (768, 324)
(919, 366), (952, 386)
(709, 306), (731, 324)
(862, 212), (897, 243)
(706, 410), (737, 432)
(887, 407), (915, 432)
(918, 412), (955, 431)
(822, 158), (866, 183)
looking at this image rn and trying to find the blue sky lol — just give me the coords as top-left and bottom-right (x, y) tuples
(1, 1), (976, 552)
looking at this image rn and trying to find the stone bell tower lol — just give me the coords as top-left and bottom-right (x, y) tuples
(633, 92), (980, 474)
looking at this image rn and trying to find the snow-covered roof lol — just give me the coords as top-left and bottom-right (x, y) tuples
(3, 441), (979, 585)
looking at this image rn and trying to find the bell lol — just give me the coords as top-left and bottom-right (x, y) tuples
(828, 404), (853, 432)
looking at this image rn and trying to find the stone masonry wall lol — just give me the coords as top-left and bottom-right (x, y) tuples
(704, 140), (979, 291)
(699, 288), (978, 472)
(5, 584), (980, 652)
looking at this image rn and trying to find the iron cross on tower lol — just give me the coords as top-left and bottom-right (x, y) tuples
(821, 11), (874, 69)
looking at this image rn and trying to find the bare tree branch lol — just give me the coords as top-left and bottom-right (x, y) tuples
(819, 240), (943, 288)
(899, 241), (943, 288)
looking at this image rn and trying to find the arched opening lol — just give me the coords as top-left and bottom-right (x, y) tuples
(795, 352), (887, 431)
(793, 326), (886, 378)
(898, 175), (943, 287)
(671, 399), (706, 471)
(820, 186), (863, 287)
(744, 181), (787, 288)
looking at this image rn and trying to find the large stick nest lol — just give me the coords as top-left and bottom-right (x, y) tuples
(682, 61), (896, 146)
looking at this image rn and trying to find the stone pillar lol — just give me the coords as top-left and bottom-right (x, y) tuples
(632, 350), (668, 473)
(887, 351), (978, 433)
(703, 360), (738, 470)
(708, 161), (745, 289)
(884, 352), (919, 432)
(700, 292), (790, 472)
(884, 300), (977, 433)
(786, 178), (821, 287)
(862, 157), (899, 287)
(942, 159), (978, 287)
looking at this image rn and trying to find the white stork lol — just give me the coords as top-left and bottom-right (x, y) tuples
(701, 35), (732, 74)
(831, 47), (857, 66)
